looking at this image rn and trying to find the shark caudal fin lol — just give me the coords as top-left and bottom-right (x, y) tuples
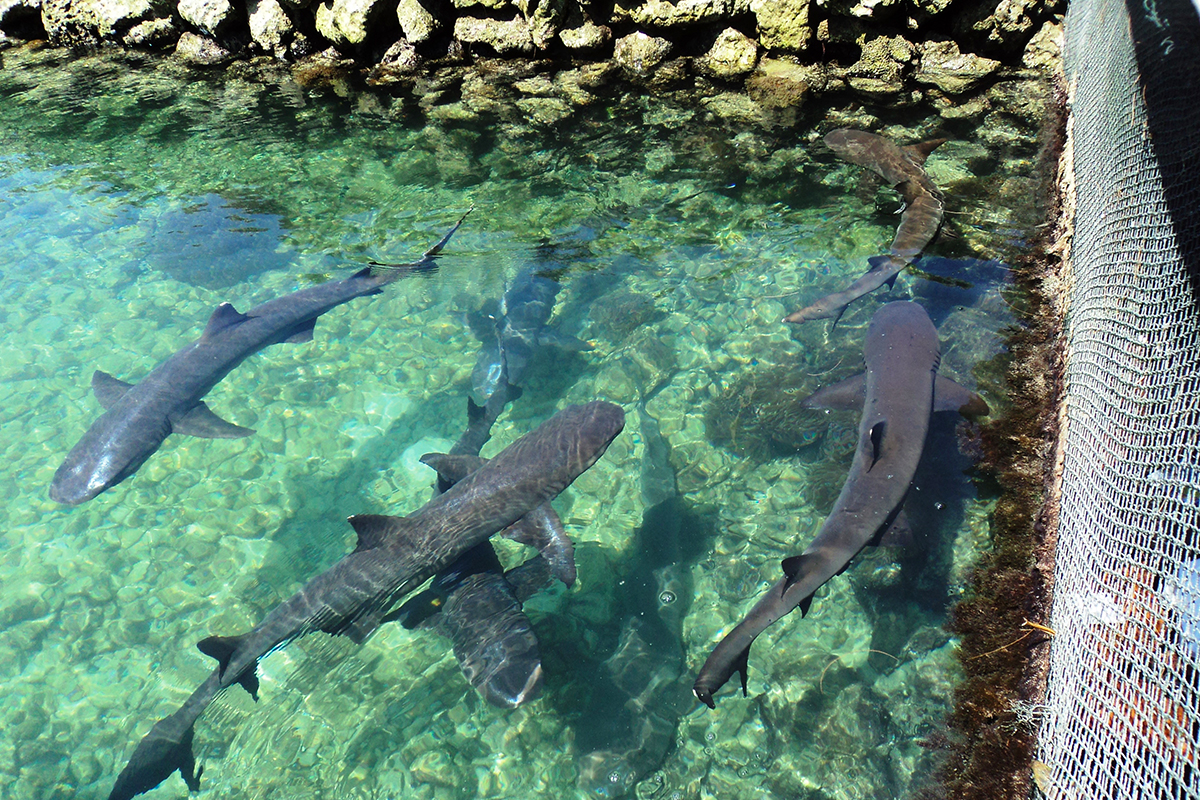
(367, 207), (473, 280)
(107, 721), (203, 800)
(196, 636), (260, 700)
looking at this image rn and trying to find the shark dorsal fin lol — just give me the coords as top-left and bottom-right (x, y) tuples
(201, 302), (251, 341)
(868, 421), (887, 471)
(419, 453), (487, 485)
(92, 370), (134, 410)
(933, 375), (990, 418)
(904, 137), (948, 167)
(802, 373), (866, 411)
(347, 514), (412, 552)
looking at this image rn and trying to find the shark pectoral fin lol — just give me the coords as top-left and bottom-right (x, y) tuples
(872, 509), (913, 547)
(932, 375), (990, 418)
(905, 137), (948, 166)
(282, 318), (317, 344)
(181, 740), (202, 792)
(347, 513), (413, 552)
(196, 635), (259, 700)
(867, 254), (891, 272)
(868, 421), (888, 471)
(802, 373), (866, 411)
(419, 453), (487, 486)
(200, 302), (252, 342)
(170, 402), (255, 439)
(733, 644), (751, 697)
(502, 504), (577, 587)
(92, 370), (135, 409)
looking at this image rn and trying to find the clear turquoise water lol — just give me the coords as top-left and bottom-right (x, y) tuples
(0, 44), (1048, 800)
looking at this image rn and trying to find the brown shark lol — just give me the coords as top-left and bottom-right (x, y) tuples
(693, 302), (986, 708)
(784, 130), (947, 327)
(107, 400), (624, 800)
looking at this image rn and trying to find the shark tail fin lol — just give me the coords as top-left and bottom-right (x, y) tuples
(197, 635), (260, 701)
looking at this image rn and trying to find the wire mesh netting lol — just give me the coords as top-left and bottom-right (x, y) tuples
(1044, 0), (1200, 796)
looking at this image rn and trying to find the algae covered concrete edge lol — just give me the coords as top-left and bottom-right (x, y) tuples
(1, 0), (1064, 125)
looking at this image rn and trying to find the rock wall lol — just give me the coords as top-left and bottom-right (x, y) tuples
(0, 0), (1064, 124)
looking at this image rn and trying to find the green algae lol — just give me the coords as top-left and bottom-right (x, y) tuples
(0, 43), (1054, 800)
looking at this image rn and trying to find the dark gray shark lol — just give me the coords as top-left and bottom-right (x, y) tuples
(393, 541), (554, 708)
(107, 400), (623, 800)
(693, 302), (986, 707)
(51, 210), (470, 505)
(471, 264), (591, 404)
(784, 130), (946, 326)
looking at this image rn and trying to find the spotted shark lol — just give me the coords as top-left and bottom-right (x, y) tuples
(784, 130), (947, 327)
(50, 209), (470, 505)
(693, 302), (986, 708)
(106, 400), (624, 800)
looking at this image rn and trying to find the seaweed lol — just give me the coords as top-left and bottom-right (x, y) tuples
(915, 73), (1069, 800)
(703, 364), (828, 462)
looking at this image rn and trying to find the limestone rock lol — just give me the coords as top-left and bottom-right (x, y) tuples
(751, 0), (811, 52)
(515, 95), (572, 124)
(695, 26), (758, 80)
(451, 0), (506, 8)
(519, 0), (565, 49)
(121, 14), (176, 46)
(315, 0), (389, 47)
(178, 0), (236, 38)
(612, 30), (672, 76)
(840, 34), (915, 96)
(559, 19), (610, 52)
(746, 57), (824, 108)
(956, 0), (1047, 51)
(454, 14), (534, 54)
(1021, 18), (1062, 71)
(41, 0), (166, 45)
(0, 0), (44, 40)
(396, 0), (437, 43)
(915, 39), (1000, 94)
(174, 30), (233, 65)
(614, 0), (733, 27)
(247, 0), (292, 53)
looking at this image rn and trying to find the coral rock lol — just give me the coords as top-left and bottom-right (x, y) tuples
(695, 27), (758, 80)
(612, 30), (672, 75)
(751, 0), (811, 52)
(454, 14), (535, 54)
(915, 39), (1000, 94)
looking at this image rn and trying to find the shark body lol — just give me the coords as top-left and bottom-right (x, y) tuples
(784, 130), (946, 326)
(693, 302), (986, 707)
(107, 400), (623, 800)
(51, 211), (469, 505)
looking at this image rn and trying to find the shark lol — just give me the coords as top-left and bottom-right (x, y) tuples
(50, 209), (470, 506)
(470, 262), (591, 405)
(106, 400), (624, 800)
(693, 301), (987, 708)
(393, 540), (554, 708)
(784, 130), (947, 327)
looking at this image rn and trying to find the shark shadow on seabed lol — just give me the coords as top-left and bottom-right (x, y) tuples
(537, 396), (716, 798)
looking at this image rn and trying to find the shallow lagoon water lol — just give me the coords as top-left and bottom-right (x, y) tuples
(0, 45), (1048, 800)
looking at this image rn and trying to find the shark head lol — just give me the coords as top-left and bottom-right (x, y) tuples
(50, 445), (145, 505)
